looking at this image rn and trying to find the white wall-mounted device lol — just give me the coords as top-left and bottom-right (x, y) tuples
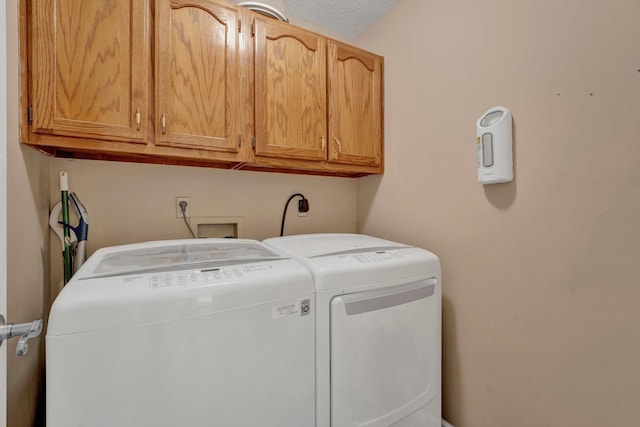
(477, 106), (513, 184)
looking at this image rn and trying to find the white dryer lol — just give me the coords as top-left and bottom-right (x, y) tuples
(46, 239), (315, 427)
(264, 233), (441, 427)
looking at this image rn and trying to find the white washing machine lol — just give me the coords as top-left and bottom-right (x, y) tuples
(46, 239), (316, 427)
(264, 233), (441, 427)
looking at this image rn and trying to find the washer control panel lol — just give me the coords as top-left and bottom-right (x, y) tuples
(148, 264), (272, 289)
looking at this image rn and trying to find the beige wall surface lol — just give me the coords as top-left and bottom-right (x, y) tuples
(6, 1), (51, 426)
(357, 0), (640, 426)
(48, 159), (357, 296)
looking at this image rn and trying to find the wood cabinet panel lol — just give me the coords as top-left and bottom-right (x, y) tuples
(31, 0), (149, 141)
(328, 41), (383, 167)
(156, 0), (242, 154)
(254, 16), (326, 161)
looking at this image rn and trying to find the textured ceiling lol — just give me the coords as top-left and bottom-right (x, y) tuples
(284, 0), (400, 39)
(232, 0), (400, 39)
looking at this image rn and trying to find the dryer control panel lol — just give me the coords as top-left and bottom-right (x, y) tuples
(348, 249), (409, 264)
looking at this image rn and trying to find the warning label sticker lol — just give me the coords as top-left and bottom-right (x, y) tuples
(273, 303), (299, 319)
(272, 299), (312, 319)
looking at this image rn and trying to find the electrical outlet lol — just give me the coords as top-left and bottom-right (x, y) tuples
(176, 197), (190, 218)
(297, 198), (309, 217)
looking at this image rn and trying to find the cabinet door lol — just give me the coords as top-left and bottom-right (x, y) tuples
(156, 0), (241, 153)
(328, 41), (383, 167)
(31, 0), (149, 142)
(253, 16), (326, 161)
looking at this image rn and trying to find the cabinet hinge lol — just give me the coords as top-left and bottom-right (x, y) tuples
(251, 136), (256, 149)
(238, 19), (241, 33)
(27, 106), (33, 125)
(251, 23), (255, 37)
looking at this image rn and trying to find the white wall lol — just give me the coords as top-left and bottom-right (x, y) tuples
(357, 0), (640, 426)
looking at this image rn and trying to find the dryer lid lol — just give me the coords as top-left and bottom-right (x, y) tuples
(263, 234), (440, 291)
(264, 233), (409, 259)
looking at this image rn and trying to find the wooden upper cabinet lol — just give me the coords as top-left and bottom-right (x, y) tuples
(31, 0), (150, 142)
(23, 0), (383, 175)
(253, 15), (327, 161)
(156, 0), (241, 154)
(328, 41), (383, 167)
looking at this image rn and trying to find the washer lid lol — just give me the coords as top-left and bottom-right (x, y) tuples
(86, 240), (282, 278)
(48, 239), (313, 336)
